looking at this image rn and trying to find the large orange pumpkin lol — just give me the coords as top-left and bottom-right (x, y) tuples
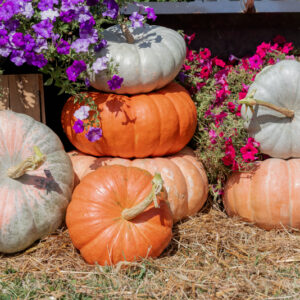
(68, 147), (208, 222)
(66, 165), (173, 265)
(61, 82), (197, 158)
(223, 158), (300, 230)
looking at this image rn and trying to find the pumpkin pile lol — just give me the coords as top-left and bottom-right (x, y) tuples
(61, 24), (209, 265)
(223, 60), (300, 230)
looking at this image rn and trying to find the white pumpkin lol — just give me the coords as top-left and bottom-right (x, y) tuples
(0, 110), (74, 253)
(241, 59), (300, 159)
(89, 24), (186, 94)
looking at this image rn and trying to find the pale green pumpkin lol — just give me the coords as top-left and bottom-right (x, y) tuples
(89, 24), (186, 94)
(241, 60), (300, 159)
(0, 110), (74, 253)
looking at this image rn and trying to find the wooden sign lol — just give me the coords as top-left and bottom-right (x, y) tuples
(0, 74), (46, 124)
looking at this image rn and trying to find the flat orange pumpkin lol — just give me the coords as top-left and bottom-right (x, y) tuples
(66, 165), (173, 265)
(223, 158), (300, 230)
(61, 82), (197, 158)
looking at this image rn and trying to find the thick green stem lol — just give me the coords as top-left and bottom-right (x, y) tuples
(121, 173), (164, 221)
(7, 146), (46, 179)
(240, 89), (294, 118)
(120, 23), (135, 44)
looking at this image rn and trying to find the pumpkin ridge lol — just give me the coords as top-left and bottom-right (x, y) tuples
(288, 159), (293, 228)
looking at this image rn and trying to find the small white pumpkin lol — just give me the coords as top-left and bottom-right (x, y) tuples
(0, 110), (74, 253)
(241, 60), (300, 159)
(89, 24), (186, 94)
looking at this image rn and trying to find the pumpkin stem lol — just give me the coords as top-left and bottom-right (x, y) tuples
(239, 89), (294, 118)
(7, 146), (46, 179)
(120, 22), (135, 44)
(121, 173), (164, 221)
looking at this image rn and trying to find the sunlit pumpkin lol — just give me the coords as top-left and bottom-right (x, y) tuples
(66, 165), (173, 265)
(61, 82), (197, 158)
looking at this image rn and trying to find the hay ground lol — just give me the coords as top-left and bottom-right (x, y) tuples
(1, 203), (300, 300)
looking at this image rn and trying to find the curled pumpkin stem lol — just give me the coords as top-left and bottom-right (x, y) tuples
(121, 173), (164, 221)
(240, 89), (294, 119)
(7, 146), (46, 179)
(120, 22), (135, 44)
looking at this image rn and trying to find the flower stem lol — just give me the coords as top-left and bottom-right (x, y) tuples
(239, 89), (294, 118)
(7, 146), (46, 179)
(120, 22), (135, 44)
(121, 173), (163, 221)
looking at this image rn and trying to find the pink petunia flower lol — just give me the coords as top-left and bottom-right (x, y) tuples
(248, 54), (263, 70)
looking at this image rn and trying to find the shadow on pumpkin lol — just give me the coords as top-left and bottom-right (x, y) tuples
(18, 169), (63, 194)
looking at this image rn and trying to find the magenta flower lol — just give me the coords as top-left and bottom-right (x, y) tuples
(86, 127), (103, 142)
(73, 120), (84, 134)
(200, 48), (211, 60)
(240, 142), (258, 162)
(145, 7), (157, 21)
(107, 75), (123, 90)
(248, 54), (263, 70)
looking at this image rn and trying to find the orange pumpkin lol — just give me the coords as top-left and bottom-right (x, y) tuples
(66, 165), (173, 265)
(61, 82), (197, 158)
(68, 147), (208, 222)
(223, 158), (300, 230)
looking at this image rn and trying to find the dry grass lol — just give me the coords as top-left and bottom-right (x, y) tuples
(1, 203), (300, 299)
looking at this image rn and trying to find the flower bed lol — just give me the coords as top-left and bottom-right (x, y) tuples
(179, 33), (300, 198)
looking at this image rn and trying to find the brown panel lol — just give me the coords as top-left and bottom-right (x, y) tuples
(0, 75), (9, 110)
(8, 74), (44, 122)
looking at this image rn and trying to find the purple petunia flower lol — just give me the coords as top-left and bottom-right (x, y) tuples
(85, 127), (102, 142)
(20, 2), (34, 18)
(59, 10), (76, 23)
(73, 119), (84, 134)
(71, 38), (91, 53)
(11, 32), (25, 48)
(92, 56), (108, 73)
(145, 7), (157, 21)
(74, 105), (90, 120)
(0, 1), (19, 22)
(26, 52), (48, 68)
(56, 39), (70, 55)
(66, 60), (87, 82)
(0, 29), (8, 47)
(37, 0), (58, 11)
(32, 19), (54, 39)
(94, 39), (107, 52)
(23, 34), (35, 51)
(129, 12), (144, 28)
(10, 50), (26, 66)
(102, 0), (119, 19)
(107, 75), (123, 90)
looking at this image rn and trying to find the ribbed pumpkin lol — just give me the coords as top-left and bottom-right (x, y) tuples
(223, 158), (300, 230)
(241, 60), (300, 159)
(68, 147), (208, 222)
(89, 24), (186, 94)
(0, 110), (74, 253)
(61, 82), (197, 158)
(66, 165), (173, 265)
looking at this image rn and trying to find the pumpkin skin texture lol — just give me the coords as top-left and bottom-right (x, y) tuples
(66, 165), (173, 265)
(241, 60), (300, 158)
(61, 82), (197, 158)
(89, 24), (186, 94)
(68, 147), (208, 222)
(223, 158), (300, 230)
(0, 110), (74, 253)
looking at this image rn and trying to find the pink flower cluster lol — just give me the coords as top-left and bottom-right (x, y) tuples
(181, 34), (294, 172)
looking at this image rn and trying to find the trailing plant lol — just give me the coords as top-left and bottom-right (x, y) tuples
(0, 0), (157, 141)
(178, 34), (298, 200)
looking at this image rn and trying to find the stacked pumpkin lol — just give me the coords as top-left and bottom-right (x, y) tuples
(223, 60), (300, 230)
(61, 24), (209, 265)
